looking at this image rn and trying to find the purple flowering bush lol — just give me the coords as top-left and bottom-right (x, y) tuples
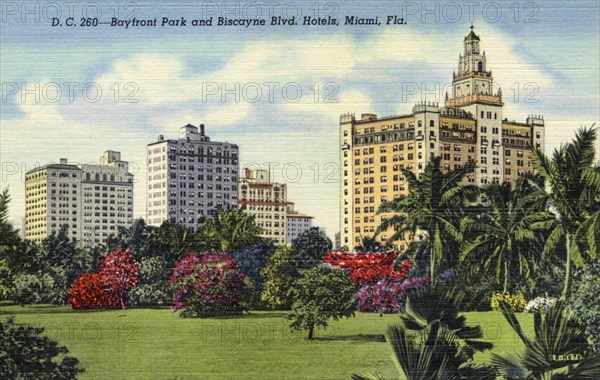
(355, 277), (431, 313)
(168, 252), (251, 318)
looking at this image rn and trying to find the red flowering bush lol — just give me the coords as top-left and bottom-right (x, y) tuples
(68, 248), (140, 310)
(355, 277), (431, 313)
(99, 248), (140, 309)
(68, 273), (109, 310)
(168, 253), (250, 318)
(323, 251), (410, 287)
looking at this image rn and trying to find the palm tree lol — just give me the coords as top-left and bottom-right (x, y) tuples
(460, 182), (547, 293)
(376, 156), (478, 283)
(400, 285), (493, 358)
(196, 208), (265, 253)
(529, 126), (599, 299)
(492, 299), (600, 379)
(353, 321), (495, 380)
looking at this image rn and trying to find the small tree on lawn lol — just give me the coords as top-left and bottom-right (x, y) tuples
(99, 248), (140, 309)
(287, 265), (356, 340)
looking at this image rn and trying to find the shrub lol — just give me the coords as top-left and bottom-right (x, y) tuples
(68, 273), (111, 310)
(524, 296), (557, 313)
(571, 263), (600, 352)
(0, 316), (85, 379)
(99, 248), (140, 309)
(168, 253), (250, 318)
(323, 251), (410, 287)
(12, 268), (68, 306)
(287, 265), (356, 339)
(129, 257), (172, 306)
(491, 292), (526, 312)
(355, 277), (430, 313)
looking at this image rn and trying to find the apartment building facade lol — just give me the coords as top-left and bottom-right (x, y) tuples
(147, 124), (239, 231)
(24, 151), (134, 246)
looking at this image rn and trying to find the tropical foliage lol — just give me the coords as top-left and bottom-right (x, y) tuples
(491, 292), (526, 312)
(491, 299), (600, 379)
(376, 156), (478, 283)
(528, 126), (599, 299)
(196, 209), (265, 252)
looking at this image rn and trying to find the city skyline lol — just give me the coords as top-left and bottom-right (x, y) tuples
(2, 1), (599, 241)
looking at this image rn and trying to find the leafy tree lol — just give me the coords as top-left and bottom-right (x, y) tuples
(42, 225), (77, 268)
(376, 156), (478, 283)
(461, 182), (546, 292)
(107, 218), (148, 252)
(196, 209), (264, 252)
(261, 246), (298, 309)
(290, 227), (332, 270)
(353, 321), (495, 380)
(0, 316), (85, 379)
(492, 299), (600, 379)
(287, 265), (355, 339)
(232, 242), (276, 307)
(529, 126), (599, 299)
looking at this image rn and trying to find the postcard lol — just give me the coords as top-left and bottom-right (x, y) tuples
(1, 1), (599, 379)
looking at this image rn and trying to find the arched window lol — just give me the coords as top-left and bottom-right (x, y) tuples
(478, 61), (483, 72)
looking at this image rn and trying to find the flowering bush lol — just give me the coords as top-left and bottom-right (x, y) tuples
(68, 273), (109, 310)
(491, 292), (526, 312)
(524, 296), (557, 313)
(168, 253), (250, 318)
(98, 248), (140, 309)
(68, 248), (140, 310)
(355, 277), (430, 313)
(323, 251), (410, 287)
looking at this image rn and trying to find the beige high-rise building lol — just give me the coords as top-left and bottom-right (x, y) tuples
(238, 168), (291, 245)
(147, 123), (239, 231)
(339, 27), (545, 250)
(25, 151), (134, 246)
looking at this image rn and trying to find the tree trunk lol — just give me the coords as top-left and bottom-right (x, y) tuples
(503, 261), (509, 293)
(561, 233), (572, 301)
(308, 326), (314, 340)
(430, 243), (435, 285)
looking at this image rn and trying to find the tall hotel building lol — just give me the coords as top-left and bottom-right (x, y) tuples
(339, 27), (545, 249)
(147, 124), (239, 231)
(25, 151), (134, 246)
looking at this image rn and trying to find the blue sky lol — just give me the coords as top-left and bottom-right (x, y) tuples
(1, 0), (599, 239)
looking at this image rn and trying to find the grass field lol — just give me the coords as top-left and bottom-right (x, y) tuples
(1, 305), (533, 379)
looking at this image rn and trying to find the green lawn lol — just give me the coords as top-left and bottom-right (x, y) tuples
(1, 305), (533, 379)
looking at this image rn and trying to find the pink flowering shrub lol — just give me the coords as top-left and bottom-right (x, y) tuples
(168, 253), (250, 318)
(355, 277), (431, 313)
(99, 248), (140, 309)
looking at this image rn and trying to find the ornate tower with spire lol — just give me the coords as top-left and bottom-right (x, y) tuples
(448, 25), (501, 103)
(446, 26), (504, 186)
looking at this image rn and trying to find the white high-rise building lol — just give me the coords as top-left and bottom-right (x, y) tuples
(25, 151), (134, 246)
(147, 123), (239, 231)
